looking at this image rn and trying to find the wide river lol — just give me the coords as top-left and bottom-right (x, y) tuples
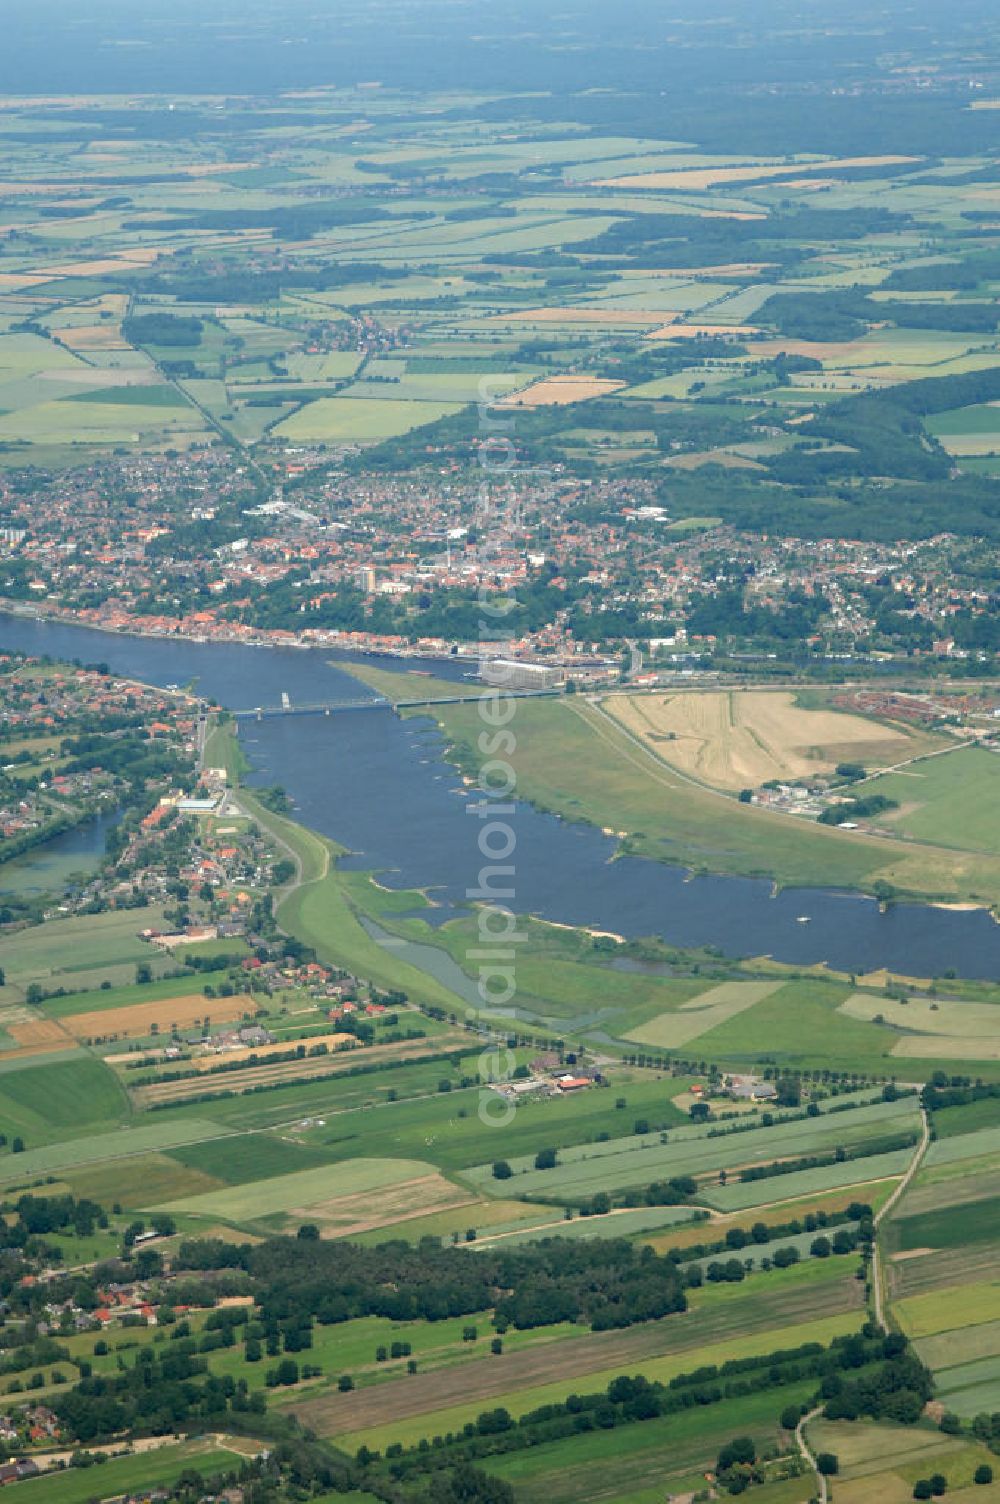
(2, 611), (999, 978)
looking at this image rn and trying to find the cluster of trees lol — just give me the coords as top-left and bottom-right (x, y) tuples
(818, 792), (899, 825)
(924, 1078), (1000, 1113)
(132, 259), (408, 306)
(59, 729), (191, 792)
(171, 1232), (688, 1337)
(571, 1174), (699, 1217)
(667, 463), (1000, 544)
(488, 1240), (686, 1331)
(566, 207), (906, 272)
(770, 364), (1000, 492)
(913, 1474), (951, 1499)
(822, 1332), (933, 1424)
(6, 1193), (107, 1245)
(122, 313), (203, 348)
(686, 585), (828, 645)
(664, 1203), (871, 1266)
(697, 1246), (805, 1283)
(886, 248), (1000, 294)
(49, 1348), (260, 1442)
(971, 1408), (1000, 1456)
(139, 200), (397, 239)
(715, 1435), (767, 1494)
(760, 288), (998, 341)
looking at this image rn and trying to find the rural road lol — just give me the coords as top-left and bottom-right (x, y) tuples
(850, 737), (979, 790)
(795, 1405), (828, 1504)
(230, 786), (329, 906)
(870, 1099), (930, 1330)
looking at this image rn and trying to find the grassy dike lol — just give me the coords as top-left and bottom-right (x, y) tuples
(332, 659), (471, 703)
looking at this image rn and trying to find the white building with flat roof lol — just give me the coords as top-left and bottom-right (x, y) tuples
(479, 658), (562, 691)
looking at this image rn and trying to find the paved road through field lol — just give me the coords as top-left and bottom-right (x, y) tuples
(871, 1098), (930, 1330)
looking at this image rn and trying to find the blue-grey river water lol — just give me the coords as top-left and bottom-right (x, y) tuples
(1, 611), (998, 978)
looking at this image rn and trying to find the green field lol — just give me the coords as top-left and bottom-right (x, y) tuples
(704, 1147), (915, 1211)
(151, 1155), (433, 1218)
(933, 1097), (1000, 1139)
(464, 1095), (919, 1200)
(61, 1150), (226, 1207)
(925, 1125), (1000, 1169)
(338, 1308), (860, 1451)
(895, 1279), (1000, 1338)
(890, 1195), (1000, 1252)
(274, 396), (462, 442)
(486, 1384), (819, 1504)
(0, 907), (170, 1000)
(866, 746), (1000, 855)
(167, 1131), (349, 1184)
(0, 1055), (128, 1145)
(0, 1443), (243, 1504)
(0, 1117), (230, 1181)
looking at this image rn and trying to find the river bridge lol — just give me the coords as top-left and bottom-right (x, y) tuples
(232, 688), (562, 719)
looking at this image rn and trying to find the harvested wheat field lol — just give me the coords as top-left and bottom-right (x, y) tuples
(39, 252), (161, 278)
(640, 262), (776, 277)
(500, 376), (625, 406)
(664, 448), (765, 470)
(749, 336), (879, 363)
(490, 307), (663, 325)
(594, 154), (917, 191)
(0, 272), (55, 290)
(647, 321), (760, 339)
(187, 1030), (356, 1071)
(294, 1171), (474, 1239)
(59, 325), (129, 350)
(607, 690), (914, 791)
(64, 991), (258, 1043)
(8, 1016), (71, 1048)
(131, 1033), (470, 1106)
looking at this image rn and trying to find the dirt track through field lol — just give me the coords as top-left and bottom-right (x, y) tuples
(294, 1276), (863, 1437)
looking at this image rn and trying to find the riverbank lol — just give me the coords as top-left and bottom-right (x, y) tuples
(224, 758), (476, 1016)
(5, 612), (999, 977)
(422, 693), (1000, 919)
(0, 598), (488, 666)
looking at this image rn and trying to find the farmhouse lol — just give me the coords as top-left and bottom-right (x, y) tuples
(0, 1461), (39, 1485)
(555, 1074), (593, 1092)
(725, 1074), (777, 1102)
(491, 1077), (554, 1102)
